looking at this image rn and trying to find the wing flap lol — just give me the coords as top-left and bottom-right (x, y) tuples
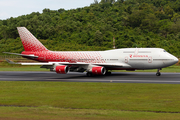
(92, 63), (130, 67)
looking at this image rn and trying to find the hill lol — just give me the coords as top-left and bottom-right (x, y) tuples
(0, 0), (180, 56)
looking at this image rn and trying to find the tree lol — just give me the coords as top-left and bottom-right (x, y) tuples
(126, 10), (146, 27)
(117, 0), (124, 3)
(0, 25), (9, 39)
(140, 13), (159, 32)
(155, 9), (169, 20)
(164, 6), (174, 19)
(100, 0), (115, 4)
(158, 19), (172, 37)
(93, 0), (99, 4)
(125, 6), (132, 14)
(58, 8), (65, 13)
(94, 30), (103, 46)
(171, 13), (180, 24)
(170, 20), (180, 34)
(43, 8), (51, 13)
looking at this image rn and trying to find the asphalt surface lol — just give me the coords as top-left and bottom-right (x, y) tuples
(0, 71), (180, 84)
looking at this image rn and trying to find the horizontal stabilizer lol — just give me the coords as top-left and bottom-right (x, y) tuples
(3, 52), (38, 58)
(21, 63), (53, 65)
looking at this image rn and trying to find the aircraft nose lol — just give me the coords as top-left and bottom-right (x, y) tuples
(174, 57), (179, 64)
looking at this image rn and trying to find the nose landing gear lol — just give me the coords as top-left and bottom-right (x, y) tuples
(156, 69), (161, 76)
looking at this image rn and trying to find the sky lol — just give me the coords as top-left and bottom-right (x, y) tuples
(0, 0), (99, 20)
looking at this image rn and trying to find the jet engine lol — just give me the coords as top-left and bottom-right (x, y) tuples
(55, 65), (69, 74)
(92, 66), (106, 75)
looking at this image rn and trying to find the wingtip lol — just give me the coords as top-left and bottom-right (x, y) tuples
(5, 59), (16, 64)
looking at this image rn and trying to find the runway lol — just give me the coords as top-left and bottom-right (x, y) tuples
(0, 71), (180, 84)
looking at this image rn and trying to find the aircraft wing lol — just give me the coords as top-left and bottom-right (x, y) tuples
(6, 59), (131, 68)
(6, 59), (130, 68)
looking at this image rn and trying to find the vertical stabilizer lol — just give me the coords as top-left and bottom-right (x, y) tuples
(17, 27), (48, 52)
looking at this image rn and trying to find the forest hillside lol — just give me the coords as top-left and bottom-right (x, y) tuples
(0, 0), (180, 56)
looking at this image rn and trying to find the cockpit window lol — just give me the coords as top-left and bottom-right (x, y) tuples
(164, 50), (167, 52)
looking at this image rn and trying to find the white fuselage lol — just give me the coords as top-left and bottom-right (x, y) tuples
(93, 48), (178, 70)
(22, 48), (178, 71)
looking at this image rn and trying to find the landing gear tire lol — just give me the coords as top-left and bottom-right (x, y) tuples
(105, 72), (112, 76)
(156, 72), (161, 76)
(86, 72), (93, 77)
(156, 69), (161, 76)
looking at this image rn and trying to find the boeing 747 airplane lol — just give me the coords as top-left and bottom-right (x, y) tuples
(4, 27), (179, 76)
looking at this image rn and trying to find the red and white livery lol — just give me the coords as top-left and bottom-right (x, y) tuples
(4, 27), (179, 76)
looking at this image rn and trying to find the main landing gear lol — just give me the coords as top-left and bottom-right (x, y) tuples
(156, 69), (161, 76)
(105, 71), (112, 75)
(86, 72), (93, 77)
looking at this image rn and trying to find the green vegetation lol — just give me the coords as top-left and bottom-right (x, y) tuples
(1, 81), (180, 119)
(134, 65), (180, 73)
(1, 0), (180, 56)
(0, 61), (48, 71)
(0, 66), (48, 71)
(1, 106), (180, 120)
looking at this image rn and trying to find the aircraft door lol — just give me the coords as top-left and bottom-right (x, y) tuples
(125, 56), (128, 63)
(148, 56), (152, 63)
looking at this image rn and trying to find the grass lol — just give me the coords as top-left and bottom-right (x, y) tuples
(0, 66), (49, 71)
(1, 106), (180, 120)
(137, 65), (180, 73)
(1, 82), (180, 119)
(0, 59), (180, 119)
(0, 61), (49, 71)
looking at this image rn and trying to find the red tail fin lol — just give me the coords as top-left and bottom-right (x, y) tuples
(17, 27), (48, 52)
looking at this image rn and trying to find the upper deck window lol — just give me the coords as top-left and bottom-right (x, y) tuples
(138, 51), (151, 53)
(123, 51), (134, 53)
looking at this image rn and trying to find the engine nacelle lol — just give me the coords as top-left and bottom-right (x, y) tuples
(92, 66), (106, 75)
(55, 65), (69, 74)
